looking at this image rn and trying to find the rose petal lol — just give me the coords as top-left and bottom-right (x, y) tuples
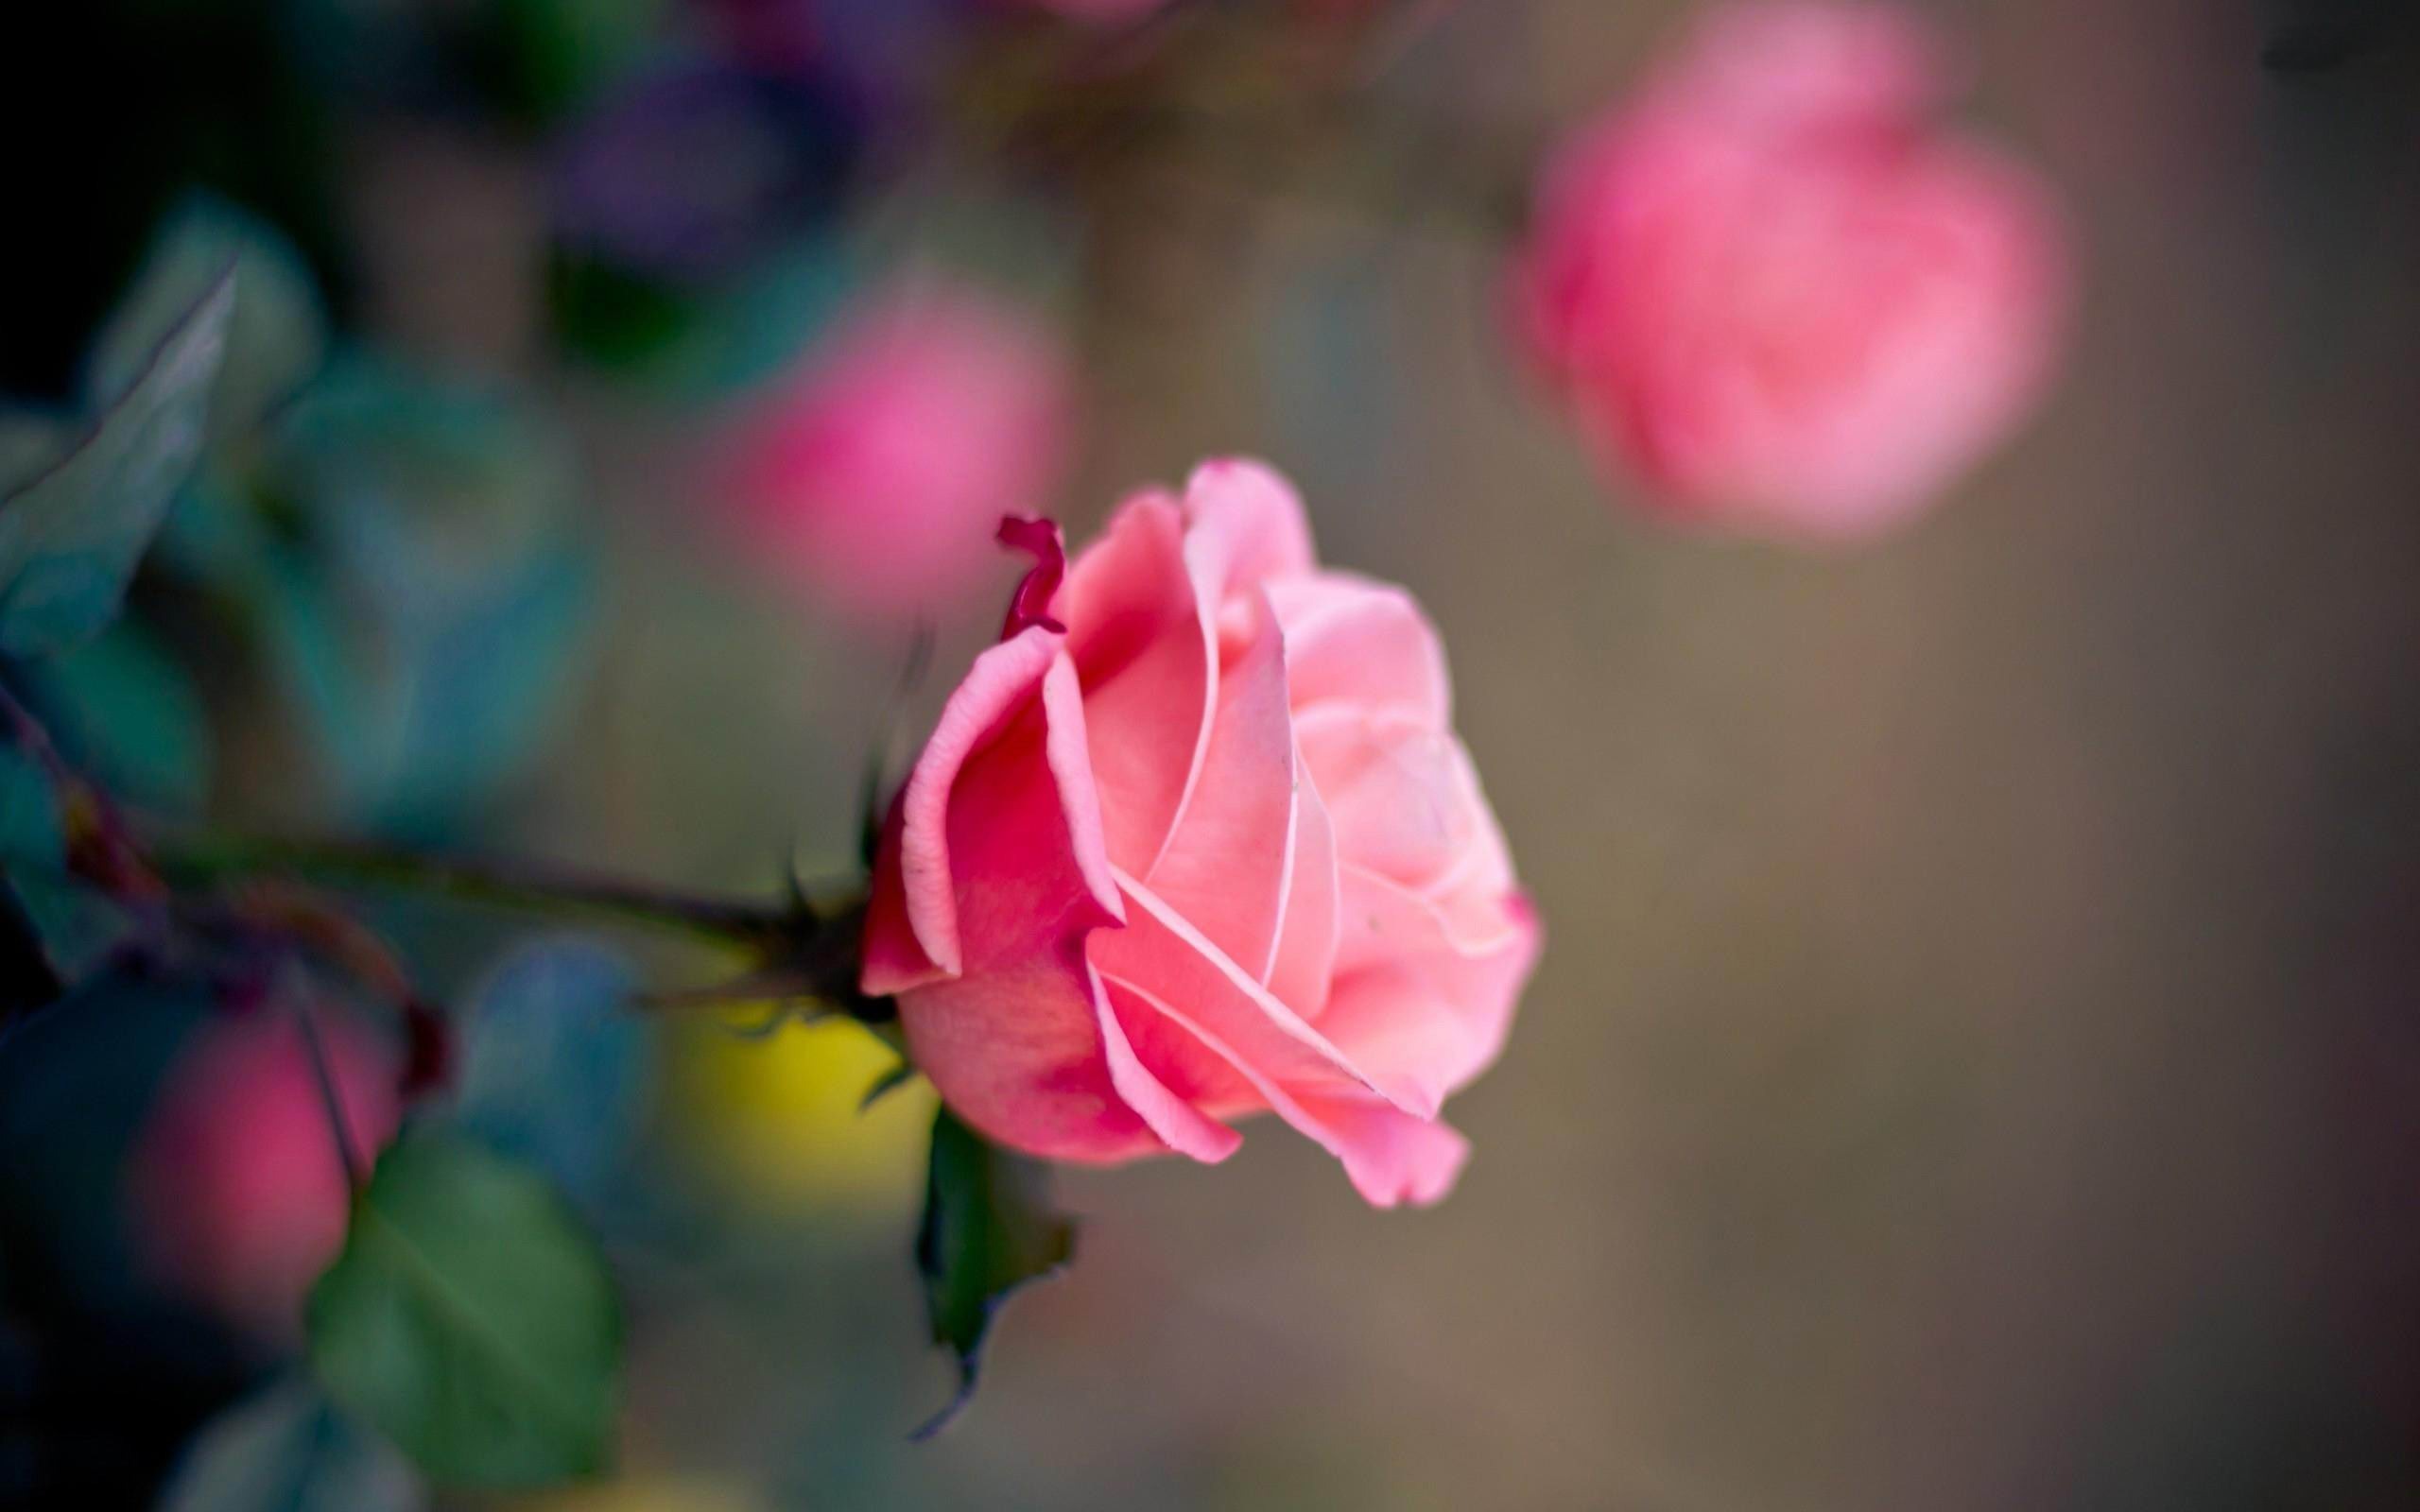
(865, 626), (1078, 993)
(1264, 754), (1340, 1019)
(1062, 494), (1216, 875)
(1098, 971), (1470, 1207)
(898, 950), (1164, 1164)
(1090, 962), (1243, 1163)
(1181, 458), (1317, 591)
(882, 651), (1175, 1163)
(1322, 872), (1542, 1109)
(1095, 868), (1436, 1119)
(1266, 572), (1453, 729)
(1138, 588), (1300, 988)
(1297, 713), (1482, 895)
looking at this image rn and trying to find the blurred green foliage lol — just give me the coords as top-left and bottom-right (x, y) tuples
(0, 273), (229, 658)
(155, 1375), (424, 1512)
(307, 1135), (622, 1489)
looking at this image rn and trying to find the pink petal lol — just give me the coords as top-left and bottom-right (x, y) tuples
(1296, 713), (1481, 895)
(1090, 962), (1243, 1163)
(1322, 872), (1542, 1111)
(1264, 756), (1341, 1020)
(1265, 573), (1453, 729)
(1181, 458), (1317, 591)
(1290, 1092), (1471, 1208)
(1093, 868), (1436, 1119)
(1098, 973), (1262, 1120)
(898, 951), (1165, 1164)
(883, 651), (1176, 1164)
(1137, 588), (1300, 990)
(863, 627), (1117, 994)
(1097, 970), (1470, 1207)
(1061, 494), (1217, 875)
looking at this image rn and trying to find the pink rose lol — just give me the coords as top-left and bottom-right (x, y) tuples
(862, 460), (1540, 1207)
(716, 283), (1076, 623)
(127, 1010), (400, 1338)
(1512, 2), (2071, 539)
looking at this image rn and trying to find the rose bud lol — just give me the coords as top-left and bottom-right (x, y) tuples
(1512, 2), (2072, 539)
(863, 460), (1540, 1207)
(126, 1009), (399, 1341)
(714, 282), (1078, 624)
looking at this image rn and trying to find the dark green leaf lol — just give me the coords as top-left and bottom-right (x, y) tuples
(452, 937), (646, 1202)
(913, 1108), (1076, 1439)
(156, 1376), (424, 1512)
(0, 275), (232, 657)
(307, 1135), (621, 1489)
(88, 193), (329, 438)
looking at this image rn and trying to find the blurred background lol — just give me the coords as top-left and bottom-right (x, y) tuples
(4, 0), (2420, 1507)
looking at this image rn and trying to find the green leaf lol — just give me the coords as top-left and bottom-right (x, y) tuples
(306, 1135), (621, 1489)
(157, 1376), (424, 1512)
(0, 274), (232, 657)
(913, 1108), (1076, 1439)
(88, 193), (329, 438)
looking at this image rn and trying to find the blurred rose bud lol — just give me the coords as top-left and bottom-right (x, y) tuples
(862, 461), (1541, 1207)
(712, 283), (1077, 623)
(553, 59), (861, 285)
(127, 1009), (399, 1341)
(1512, 2), (2072, 540)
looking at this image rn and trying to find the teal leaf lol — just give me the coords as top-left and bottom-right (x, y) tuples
(157, 1377), (424, 1512)
(451, 937), (646, 1202)
(26, 619), (212, 813)
(255, 357), (596, 831)
(306, 1136), (621, 1489)
(0, 412), (73, 495)
(913, 1108), (1076, 1439)
(7, 870), (139, 987)
(88, 193), (329, 438)
(0, 744), (63, 869)
(0, 274), (232, 657)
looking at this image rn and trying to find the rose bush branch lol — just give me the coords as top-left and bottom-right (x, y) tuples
(149, 830), (795, 954)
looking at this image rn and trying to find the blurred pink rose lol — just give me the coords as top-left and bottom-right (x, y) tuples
(863, 461), (1540, 1207)
(128, 1010), (399, 1339)
(1512, 2), (2071, 539)
(717, 284), (1076, 623)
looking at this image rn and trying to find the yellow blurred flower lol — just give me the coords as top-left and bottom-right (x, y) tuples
(663, 1011), (935, 1217)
